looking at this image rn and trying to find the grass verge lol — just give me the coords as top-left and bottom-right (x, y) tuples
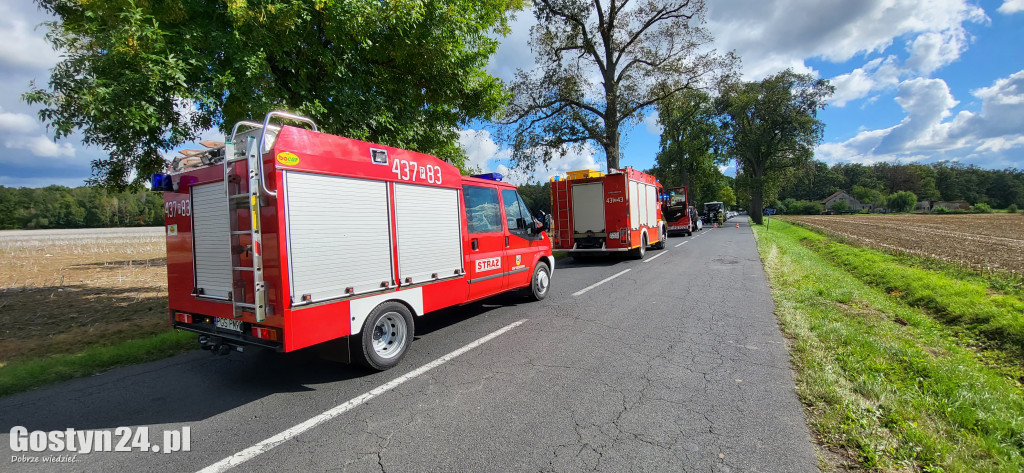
(754, 219), (1024, 472)
(790, 221), (1024, 361)
(0, 330), (196, 397)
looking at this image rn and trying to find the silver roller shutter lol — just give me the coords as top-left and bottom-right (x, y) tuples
(191, 182), (232, 299)
(571, 182), (605, 233)
(283, 171), (394, 305)
(629, 180), (640, 230)
(394, 184), (463, 285)
(646, 184), (657, 226)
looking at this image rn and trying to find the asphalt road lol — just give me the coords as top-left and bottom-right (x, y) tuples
(0, 219), (818, 472)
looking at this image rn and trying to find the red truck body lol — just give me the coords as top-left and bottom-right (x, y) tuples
(663, 186), (695, 236)
(158, 113), (553, 369)
(549, 168), (666, 258)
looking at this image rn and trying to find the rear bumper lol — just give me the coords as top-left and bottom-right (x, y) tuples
(173, 321), (284, 352)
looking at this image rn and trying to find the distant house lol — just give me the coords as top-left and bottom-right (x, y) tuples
(917, 200), (970, 212)
(821, 191), (869, 212)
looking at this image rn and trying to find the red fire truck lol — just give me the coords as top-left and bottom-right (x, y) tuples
(549, 168), (667, 259)
(664, 186), (695, 236)
(152, 111), (554, 370)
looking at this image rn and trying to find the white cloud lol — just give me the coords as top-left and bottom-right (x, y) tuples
(817, 70), (1024, 168)
(998, 0), (1024, 14)
(0, 4), (60, 71)
(0, 110), (39, 134)
(486, 12), (538, 82)
(707, 0), (987, 80)
(457, 127), (603, 185)
(905, 29), (970, 74)
(3, 134), (76, 159)
(643, 111), (662, 135)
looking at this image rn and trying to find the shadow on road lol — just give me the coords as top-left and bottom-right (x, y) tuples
(0, 293), (520, 432)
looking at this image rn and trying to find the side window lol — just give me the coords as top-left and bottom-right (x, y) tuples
(463, 185), (502, 234)
(502, 189), (527, 232)
(516, 194), (535, 228)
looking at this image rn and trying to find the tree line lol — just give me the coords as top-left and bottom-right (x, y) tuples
(0, 186), (165, 230)
(773, 161), (1024, 212)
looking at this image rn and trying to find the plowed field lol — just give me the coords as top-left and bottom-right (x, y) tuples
(781, 213), (1024, 276)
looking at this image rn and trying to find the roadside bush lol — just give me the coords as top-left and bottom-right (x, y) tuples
(828, 199), (849, 213)
(932, 206), (949, 214)
(970, 202), (993, 213)
(786, 200), (824, 215)
(1007, 204), (1018, 213)
(887, 191), (918, 213)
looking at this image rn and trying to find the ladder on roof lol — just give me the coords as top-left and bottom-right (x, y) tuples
(223, 133), (267, 322)
(554, 181), (572, 248)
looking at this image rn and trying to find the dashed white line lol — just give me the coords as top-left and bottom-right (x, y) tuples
(572, 269), (631, 297)
(643, 250), (669, 263)
(674, 240), (688, 248)
(196, 319), (528, 473)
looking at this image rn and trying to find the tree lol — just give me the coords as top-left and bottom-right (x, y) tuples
(652, 89), (726, 203)
(887, 191), (917, 213)
(828, 199), (849, 213)
(719, 186), (736, 209)
(500, 0), (736, 173)
(25, 0), (522, 189)
(717, 70), (833, 224)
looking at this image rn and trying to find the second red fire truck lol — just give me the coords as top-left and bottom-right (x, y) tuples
(152, 111), (554, 371)
(549, 168), (667, 259)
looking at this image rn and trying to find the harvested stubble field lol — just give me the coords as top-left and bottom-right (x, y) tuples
(0, 227), (169, 364)
(781, 213), (1024, 276)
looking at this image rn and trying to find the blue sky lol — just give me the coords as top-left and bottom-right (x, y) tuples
(1, 0), (1023, 187)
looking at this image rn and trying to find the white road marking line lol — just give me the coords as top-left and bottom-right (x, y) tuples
(674, 241), (688, 248)
(643, 250), (668, 263)
(196, 319), (528, 473)
(572, 269), (631, 297)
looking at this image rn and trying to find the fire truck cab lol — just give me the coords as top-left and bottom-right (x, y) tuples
(549, 168), (667, 260)
(663, 186), (694, 236)
(153, 111), (554, 370)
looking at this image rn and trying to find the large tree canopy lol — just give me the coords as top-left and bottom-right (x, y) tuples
(24, 0), (522, 189)
(651, 88), (726, 206)
(500, 0), (735, 173)
(717, 70), (833, 224)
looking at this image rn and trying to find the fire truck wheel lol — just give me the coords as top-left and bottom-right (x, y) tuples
(631, 234), (647, 259)
(355, 302), (414, 371)
(653, 226), (667, 249)
(528, 262), (551, 301)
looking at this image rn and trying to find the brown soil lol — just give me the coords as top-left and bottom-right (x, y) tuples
(782, 213), (1024, 277)
(0, 229), (171, 364)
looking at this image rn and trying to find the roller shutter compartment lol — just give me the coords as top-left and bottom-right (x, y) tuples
(283, 172), (394, 305)
(191, 181), (232, 300)
(394, 184), (463, 285)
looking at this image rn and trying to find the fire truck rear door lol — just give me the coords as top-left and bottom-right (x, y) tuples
(463, 184), (507, 299)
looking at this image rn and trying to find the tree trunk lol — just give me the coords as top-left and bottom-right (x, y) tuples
(750, 186), (764, 225)
(605, 125), (620, 170)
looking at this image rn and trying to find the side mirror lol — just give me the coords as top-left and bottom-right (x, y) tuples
(534, 211), (549, 233)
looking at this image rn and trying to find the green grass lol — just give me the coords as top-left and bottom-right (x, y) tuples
(790, 222), (1024, 362)
(0, 330), (196, 397)
(754, 219), (1024, 472)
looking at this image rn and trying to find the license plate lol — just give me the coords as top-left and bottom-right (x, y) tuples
(215, 317), (243, 332)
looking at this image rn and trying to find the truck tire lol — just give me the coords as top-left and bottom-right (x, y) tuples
(653, 225), (667, 249)
(631, 233), (647, 259)
(528, 262), (551, 301)
(353, 301), (414, 371)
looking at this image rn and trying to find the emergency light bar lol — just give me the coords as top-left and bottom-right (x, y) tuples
(471, 172), (503, 181)
(150, 173), (174, 192)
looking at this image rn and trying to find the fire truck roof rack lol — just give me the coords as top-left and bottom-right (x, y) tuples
(254, 111), (318, 197)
